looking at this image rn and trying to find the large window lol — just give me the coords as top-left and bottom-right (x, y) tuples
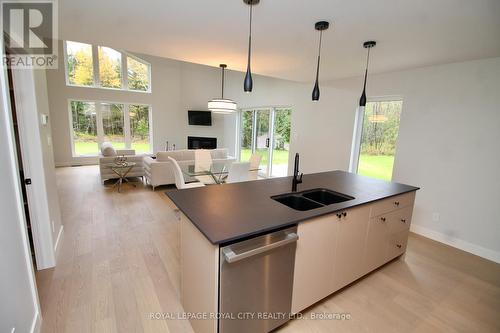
(350, 99), (403, 181)
(69, 100), (152, 156)
(70, 101), (98, 155)
(64, 41), (151, 92)
(98, 46), (122, 89)
(127, 56), (150, 91)
(129, 104), (151, 153)
(66, 41), (94, 86)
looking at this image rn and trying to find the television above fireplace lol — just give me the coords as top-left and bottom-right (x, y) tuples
(188, 136), (217, 149)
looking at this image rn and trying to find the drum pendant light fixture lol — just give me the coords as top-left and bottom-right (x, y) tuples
(208, 64), (237, 114)
(243, 0), (259, 92)
(359, 41), (376, 107)
(312, 21), (329, 101)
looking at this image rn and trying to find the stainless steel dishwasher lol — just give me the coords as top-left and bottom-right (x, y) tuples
(219, 226), (298, 333)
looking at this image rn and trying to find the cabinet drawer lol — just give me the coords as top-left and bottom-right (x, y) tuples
(370, 191), (416, 217)
(388, 206), (413, 234)
(386, 230), (409, 260)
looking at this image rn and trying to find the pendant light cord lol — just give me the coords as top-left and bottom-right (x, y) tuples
(221, 66), (225, 98)
(363, 47), (371, 90)
(315, 30), (323, 81)
(247, 3), (253, 69)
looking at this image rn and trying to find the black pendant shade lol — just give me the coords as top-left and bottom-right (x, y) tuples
(312, 21), (329, 101)
(243, 0), (259, 92)
(359, 41), (376, 107)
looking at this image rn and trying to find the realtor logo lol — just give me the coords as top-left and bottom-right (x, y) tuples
(2, 0), (58, 68)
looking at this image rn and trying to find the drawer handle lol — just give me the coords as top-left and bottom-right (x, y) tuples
(396, 244), (402, 248)
(380, 217), (386, 222)
(342, 212), (347, 217)
(394, 201), (400, 206)
(336, 213), (342, 219)
(400, 219), (406, 223)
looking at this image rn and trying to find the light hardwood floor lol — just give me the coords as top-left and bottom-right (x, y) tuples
(37, 166), (500, 333)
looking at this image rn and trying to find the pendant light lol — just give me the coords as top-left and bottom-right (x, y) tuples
(312, 21), (329, 101)
(359, 41), (376, 107)
(208, 64), (237, 114)
(243, 0), (259, 92)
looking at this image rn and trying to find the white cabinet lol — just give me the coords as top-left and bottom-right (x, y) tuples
(292, 191), (417, 315)
(291, 214), (338, 313)
(331, 205), (370, 292)
(364, 198), (415, 271)
(364, 214), (391, 272)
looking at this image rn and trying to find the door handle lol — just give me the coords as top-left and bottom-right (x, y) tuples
(265, 138), (270, 148)
(223, 232), (299, 263)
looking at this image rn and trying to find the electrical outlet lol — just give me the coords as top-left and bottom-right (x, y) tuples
(432, 212), (440, 222)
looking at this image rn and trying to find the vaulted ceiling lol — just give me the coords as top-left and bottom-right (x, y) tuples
(59, 0), (500, 82)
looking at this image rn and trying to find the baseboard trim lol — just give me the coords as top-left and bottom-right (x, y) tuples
(31, 311), (41, 333)
(410, 224), (500, 264)
(54, 225), (64, 256)
(55, 160), (97, 167)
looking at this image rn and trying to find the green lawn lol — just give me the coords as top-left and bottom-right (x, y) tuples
(240, 148), (289, 165)
(74, 141), (151, 155)
(358, 154), (395, 181)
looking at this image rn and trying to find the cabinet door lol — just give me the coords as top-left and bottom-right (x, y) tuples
(364, 214), (390, 272)
(292, 214), (337, 314)
(332, 205), (370, 292)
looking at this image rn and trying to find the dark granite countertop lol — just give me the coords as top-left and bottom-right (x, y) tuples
(166, 170), (419, 245)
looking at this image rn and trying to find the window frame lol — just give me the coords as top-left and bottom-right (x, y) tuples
(63, 41), (152, 93)
(68, 98), (153, 157)
(348, 95), (404, 177)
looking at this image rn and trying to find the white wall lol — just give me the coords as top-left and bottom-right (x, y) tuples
(1, 67), (41, 333)
(325, 57), (500, 262)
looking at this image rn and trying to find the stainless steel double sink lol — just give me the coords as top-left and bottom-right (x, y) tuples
(271, 188), (354, 211)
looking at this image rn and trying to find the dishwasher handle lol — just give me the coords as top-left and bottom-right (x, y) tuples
(223, 232), (299, 264)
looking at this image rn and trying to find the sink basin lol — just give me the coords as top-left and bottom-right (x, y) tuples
(272, 194), (323, 211)
(272, 188), (354, 211)
(302, 189), (354, 205)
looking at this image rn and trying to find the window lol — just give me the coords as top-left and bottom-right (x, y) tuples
(129, 104), (151, 153)
(69, 100), (152, 156)
(239, 107), (292, 178)
(350, 99), (403, 181)
(70, 101), (98, 155)
(127, 56), (150, 91)
(101, 103), (125, 149)
(66, 41), (94, 86)
(98, 46), (122, 89)
(64, 41), (151, 92)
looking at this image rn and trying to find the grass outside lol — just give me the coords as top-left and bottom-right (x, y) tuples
(240, 148), (289, 166)
(357, 154), (395, 181)
(74, 141), (150, 155)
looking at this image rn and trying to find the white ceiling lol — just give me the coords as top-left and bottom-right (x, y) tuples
(59, 0), (500, 82)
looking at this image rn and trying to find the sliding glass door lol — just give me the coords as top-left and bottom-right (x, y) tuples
(239, 107), (292, 178)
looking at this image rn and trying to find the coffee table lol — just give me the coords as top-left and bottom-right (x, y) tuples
(105, 162), (137, 192)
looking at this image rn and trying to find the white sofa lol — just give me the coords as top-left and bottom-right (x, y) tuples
(99, 142), (145, 183)
(143, 148), (236, 189)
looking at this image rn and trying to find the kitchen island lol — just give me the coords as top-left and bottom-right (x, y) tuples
(166, 170), (419, 333)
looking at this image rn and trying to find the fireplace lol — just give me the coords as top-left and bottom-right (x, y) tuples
(187, 136), (217, 149)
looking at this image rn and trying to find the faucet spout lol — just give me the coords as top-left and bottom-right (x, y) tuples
(292, 153), (303, 192)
